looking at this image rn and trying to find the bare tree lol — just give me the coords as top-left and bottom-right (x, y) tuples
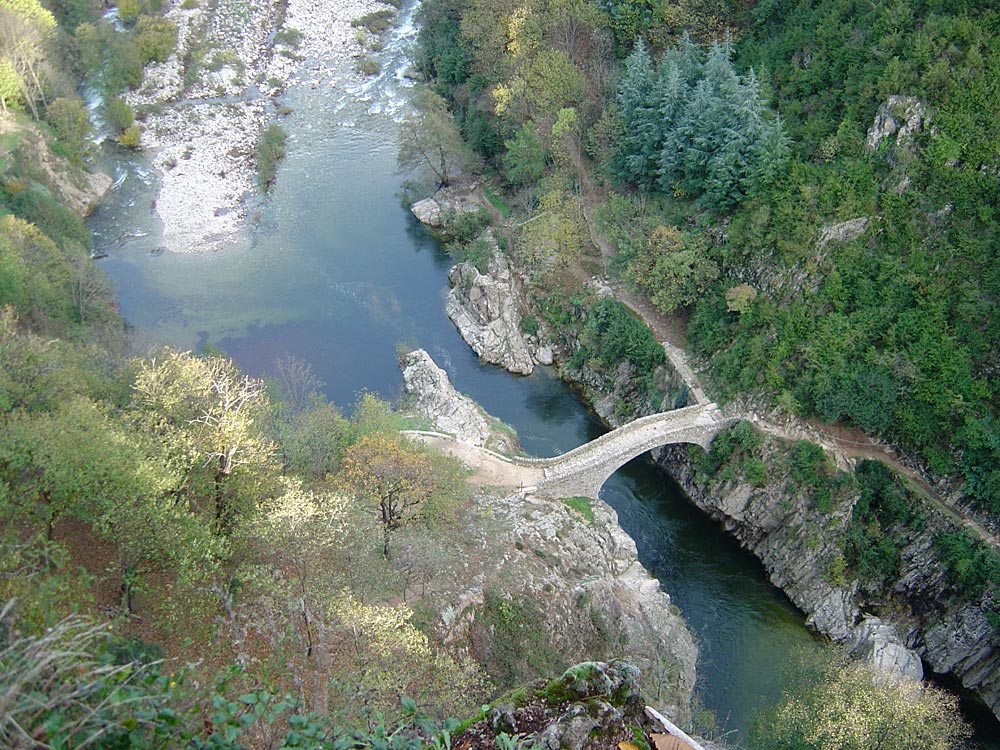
(397, 88), (477, 188)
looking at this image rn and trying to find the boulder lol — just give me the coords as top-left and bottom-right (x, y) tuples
(849, 616), (924, 682)
(410, 197), (443, 227)
(410, 185), (484, 228)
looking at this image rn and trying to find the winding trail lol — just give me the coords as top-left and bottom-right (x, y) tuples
(486, 150), (1000, 553)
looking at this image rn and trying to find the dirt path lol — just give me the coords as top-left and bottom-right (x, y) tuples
(407, 433), (544, 491)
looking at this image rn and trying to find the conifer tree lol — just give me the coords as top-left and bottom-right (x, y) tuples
(616, 41), (657, 186)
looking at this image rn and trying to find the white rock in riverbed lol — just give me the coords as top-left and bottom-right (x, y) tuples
(411, 197), (443, 227)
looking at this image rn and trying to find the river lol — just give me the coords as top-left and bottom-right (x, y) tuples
(87, 3), (994, 744)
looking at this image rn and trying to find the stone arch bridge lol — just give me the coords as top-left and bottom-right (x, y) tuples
(411, 402), (734, 500)
(514, 402), (735, 499)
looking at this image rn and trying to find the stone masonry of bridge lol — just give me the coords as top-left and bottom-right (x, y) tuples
(511, 402), (735, 499)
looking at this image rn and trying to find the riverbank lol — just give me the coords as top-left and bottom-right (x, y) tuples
(127, 0), (390, 253)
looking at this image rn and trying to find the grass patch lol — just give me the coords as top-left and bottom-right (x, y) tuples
(562, 497), (595, 525)
(351, 9), (395, 34)
(255, 123), (287, 190)
(484, 185), (511, 218)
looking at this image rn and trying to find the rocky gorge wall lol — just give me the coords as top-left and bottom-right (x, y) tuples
(656, 438), (1000, 716)
(399, 349), (700, 727)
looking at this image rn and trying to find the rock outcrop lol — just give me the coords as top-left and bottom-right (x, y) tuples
(866, 95), (927, 153)
(437, 490), (698, 724)
(848, 616), (924, 682)
(4, 121), (111, 216)
(815, 217), (869, 253)
(446, 234), (540, 375)
(655, 437), (1000, 715)
(401, 348), (519, 454)
(410, 185), (484, 228)
(454, 661), (715, 750)
(399, 350), (698, 724)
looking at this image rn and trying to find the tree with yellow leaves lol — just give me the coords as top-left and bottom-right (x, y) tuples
(750, 655), (970, 750)
(338, 432), (465, 559)
(0, 0), (57, 117)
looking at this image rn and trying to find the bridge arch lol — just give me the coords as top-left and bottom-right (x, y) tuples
(511, 403), (735, 500)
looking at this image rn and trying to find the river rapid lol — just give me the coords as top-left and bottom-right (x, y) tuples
(88, 2), (974, 742)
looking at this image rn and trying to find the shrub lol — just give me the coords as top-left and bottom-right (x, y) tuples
(45, 98), (90, 163)
(351, 9), (395, 34)
(441, 207), (490, 243)
(255, 123), (287, 189)
(117, 0), (141, 25)
(105, 97), (134, 134)
(934, 531), (1000, 599)
(136, 15), (178, 64)
(116, 124), (141, 149)
(5, 184), (90, 249)
(585, 298), (664, 372)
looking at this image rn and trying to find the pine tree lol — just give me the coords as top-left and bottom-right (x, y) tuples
(616, 40), (657, 185)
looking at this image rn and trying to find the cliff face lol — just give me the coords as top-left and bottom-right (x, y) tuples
(655, 438), (1000, 716)
(400, 350), (699, 725)
(445, 233), (553, 376)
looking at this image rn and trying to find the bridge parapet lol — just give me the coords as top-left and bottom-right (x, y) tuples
(530, 405), (736, 500)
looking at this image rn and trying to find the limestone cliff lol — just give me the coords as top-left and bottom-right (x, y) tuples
(445, 233), (547, 375)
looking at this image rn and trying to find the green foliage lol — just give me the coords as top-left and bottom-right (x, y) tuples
(683, 0), (1000, 519)
(105, 96), (135, 134)
(934, 531), (1000, 599)
(116, 123), (141, 148)
(352, 9), (395, 33)
(117, 0), (141, 25)
(135, 14), (178, 64)
(398, 88), (475, 188)
(44, 97), (91, 164)
(788, 441), (826, 487)
(953, 416), (1000, 513)
(473, 589), (565, 689)
(580, 297), (664, 374)
(699, 420), (759, 478)
(0, 601), (472, 750)
(561, 496), (594, 525)
(47, 0), (100, 30)
(75, 21), (144, 93)
(616, 40), (789, 210)
(255, 122), (287, 189)
(280, 399), (351, 478)
(440, 205), (490, 244)
(503, 121), (547, 186)
(3, 181), (90, 248)
(844, 461), (923, 587)
(451, 234), (495, 273)
(748, 648), (970, 750)
(622, 224), (718, 314)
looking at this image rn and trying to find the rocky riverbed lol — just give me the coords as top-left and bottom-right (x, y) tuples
(128, 0), (391, 253)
